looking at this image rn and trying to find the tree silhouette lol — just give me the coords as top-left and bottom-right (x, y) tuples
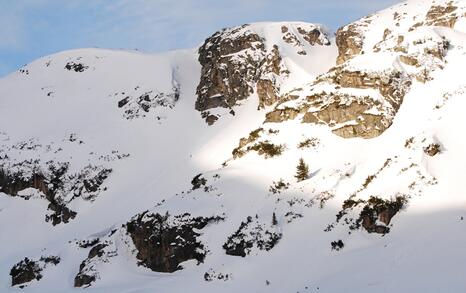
(295, 158), (309, 182)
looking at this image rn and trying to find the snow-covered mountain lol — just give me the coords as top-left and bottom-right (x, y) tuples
(1, 0), (466, 292)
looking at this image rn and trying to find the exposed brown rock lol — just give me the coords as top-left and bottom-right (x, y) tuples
(265, 106), (304, 123)
(196, 24), (330, 124)
(196, 26), (266, 120)
(295, 65), (411, 138)
(263, 45), (282, 75)
(125, 212), (222, 273)
(0, 171), (48, 198)
(358, 196), (406, 234)
(331, 69), (410, 110)
(302, 98), (387, 139)
(336, 23), (364, 65)
(297, 26), (330, 46)
(331, 116), (386, 139)
(257, 79), (280, 109)
(424, 143), (441, 156)
(425, 1), (458, 28)
(335, 196), (406, 234)
(399, 55), (420, 67)
(205, 114), (219, 125)
(282, 30), (302, 47)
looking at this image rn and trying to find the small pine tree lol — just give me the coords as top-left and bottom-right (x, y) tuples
(295, 158), (309, 182)
(272, 212), (278, 226)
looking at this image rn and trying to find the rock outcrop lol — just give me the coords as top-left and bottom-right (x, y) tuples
(0, 137), (115, 225)
(335, 21), (367, 65)
(125, 212), (223, 272)
(333, 196), (406, 235)
(196, 23), (331, 124)
(10, 256), (60, 288)
(358, 196), (406, 234)
(263, 0), (465, 139)
(115, 88), (179, 120)
(74, 241), (116, 287)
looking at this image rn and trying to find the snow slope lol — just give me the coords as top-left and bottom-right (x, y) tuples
(1, 1), (466, 292)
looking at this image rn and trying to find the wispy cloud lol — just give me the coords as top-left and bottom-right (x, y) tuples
(0, 0), (402, 76)
(0, 4), (27, 50)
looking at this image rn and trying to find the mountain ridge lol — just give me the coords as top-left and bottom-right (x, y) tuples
(1, 0), (466, 292)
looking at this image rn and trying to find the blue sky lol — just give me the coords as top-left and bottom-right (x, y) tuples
(0, 0), (401, 77)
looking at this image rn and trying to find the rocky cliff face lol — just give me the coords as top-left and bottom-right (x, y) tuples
(125, 212), (223, 273)
(263, 0), (465, 138)
(196, 22), (332, 124)
(0, 135), (117, 225)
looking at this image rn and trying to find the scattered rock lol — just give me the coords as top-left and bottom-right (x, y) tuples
(269, 179), (290, 195)
(204, 269), (231, 282)
(115, 89), (179, 120)
(64, 62), (88, 72)
(223, 215), (281, 257)
(424, 143), (441, 156)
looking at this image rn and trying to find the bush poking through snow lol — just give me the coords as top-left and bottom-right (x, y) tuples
(191, 174), (207, 190)
(297, 137), (320, 149)
(248, 141), (285, 159)
(331, 240), (344, 251)
(269, 179), (290, 194)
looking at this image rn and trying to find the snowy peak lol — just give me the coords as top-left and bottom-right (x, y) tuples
(264, 0), (466, 139)
(195, 22), (336, 124)
(336, 0), (466, 65)
(6, 48), (187, 125)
